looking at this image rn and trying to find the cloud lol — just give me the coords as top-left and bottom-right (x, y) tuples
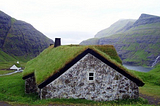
(1, 0), (160, 44)
(46, 31), (94, 45)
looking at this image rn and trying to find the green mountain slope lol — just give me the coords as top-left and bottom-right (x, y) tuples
(94, 19), (136, 38)
(0, 10), (54, 62)
(80, 38), (99, 45)
(0, 49), (16, 62)
(80, 14), (160, 66)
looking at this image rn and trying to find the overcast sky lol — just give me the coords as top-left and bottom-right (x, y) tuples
(1, 0), (160, 44)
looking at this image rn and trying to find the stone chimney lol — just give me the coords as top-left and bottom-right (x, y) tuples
(54, 38), (61, 47)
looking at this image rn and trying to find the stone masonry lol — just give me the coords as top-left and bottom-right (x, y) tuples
(39, 53), (139, 101)
(25, 75), (37, 93)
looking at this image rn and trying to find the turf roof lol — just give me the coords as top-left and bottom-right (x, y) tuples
(22, 45), (143, 86)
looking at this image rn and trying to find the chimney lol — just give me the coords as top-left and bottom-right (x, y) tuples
(54, 38), (61, 47)
(50, 44), (53, 46)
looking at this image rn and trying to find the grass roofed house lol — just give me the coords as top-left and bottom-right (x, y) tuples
(22, 38), (144, 101)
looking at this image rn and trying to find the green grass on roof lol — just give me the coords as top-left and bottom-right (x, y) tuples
(22, 45), (141, 85)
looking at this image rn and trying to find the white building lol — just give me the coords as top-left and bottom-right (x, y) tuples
(10, 65), (21, 71)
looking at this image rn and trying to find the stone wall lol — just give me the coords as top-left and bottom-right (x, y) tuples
(40, 53), (139, 101)
(25, 75), (37, 93)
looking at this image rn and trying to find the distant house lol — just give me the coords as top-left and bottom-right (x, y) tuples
(22, 38), (144, 101)
(10, 65), (21, 71)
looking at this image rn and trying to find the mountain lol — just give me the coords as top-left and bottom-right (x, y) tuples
(133, 13), (160, 26)
(80, 13), (160, 67)
(94, 19), (136, 38)
(0, 10), (54, 62)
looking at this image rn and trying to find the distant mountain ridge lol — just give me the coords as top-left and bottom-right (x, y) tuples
(0, 10), (54, 62)
(80, 13), (160, 66)
(94, 19), (136, 38)
(133, 13), (160, 26)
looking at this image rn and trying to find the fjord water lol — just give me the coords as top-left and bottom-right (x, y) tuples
(123, 64), (153, 72)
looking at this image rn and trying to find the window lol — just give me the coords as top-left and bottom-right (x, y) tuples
(88, 72), (94, 81)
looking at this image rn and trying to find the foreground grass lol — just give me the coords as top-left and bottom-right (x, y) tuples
(135, 64), (160, 98)
(0, 73), (148, 106)
(0, 73), (38, 104)
(139, 83), (160, 98)
(0, 63), (160, 105)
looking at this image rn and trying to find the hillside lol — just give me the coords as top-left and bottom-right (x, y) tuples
(94, 19), (136, 38)
(80, 14), (160, 66)
(0, 49), (16, 62)
(0, 10), (54, 62)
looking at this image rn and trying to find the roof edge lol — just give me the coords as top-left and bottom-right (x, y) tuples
(89, 49), (144, 86)
(38, 48), (89, 88)
(22, 73), (34, 80)
(38, 48), (144, 88)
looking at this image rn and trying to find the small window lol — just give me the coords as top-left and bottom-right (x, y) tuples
(88, 72), (94, 81)
(89, 76), (94, 80)
(89, 73), (94, 76)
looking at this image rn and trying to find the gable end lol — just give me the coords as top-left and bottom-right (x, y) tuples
(89, 49), (144, 86)
(38, 48), (144, 89)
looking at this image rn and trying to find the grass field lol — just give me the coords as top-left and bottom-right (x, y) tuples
(0, 70), (15, 74)
(0, 62), (26, 70)
(0, 63), (159, 105)
(134, 64), (160, 98)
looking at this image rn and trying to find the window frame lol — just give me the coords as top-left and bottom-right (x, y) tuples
(88, 71), (95, 82)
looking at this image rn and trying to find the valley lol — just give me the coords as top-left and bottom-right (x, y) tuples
(80, 14), (160, 67)
(0, 10), (160, 105)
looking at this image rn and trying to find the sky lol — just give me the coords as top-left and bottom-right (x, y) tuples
(1, 0), (160, 44)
